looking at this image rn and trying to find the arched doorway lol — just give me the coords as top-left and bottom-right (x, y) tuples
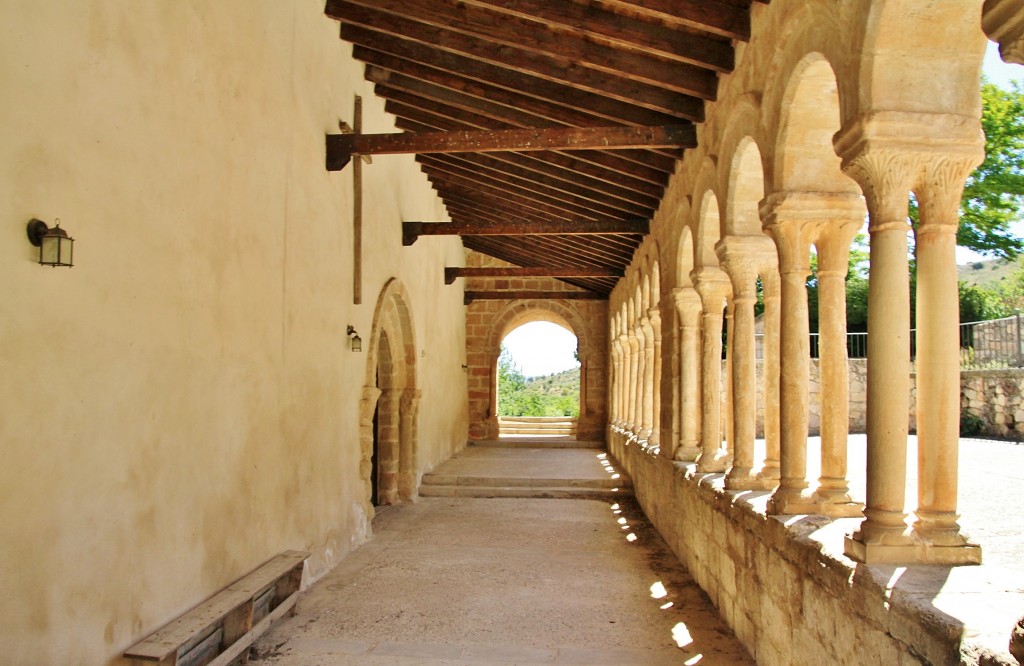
(360, 279), (419, 517)
(497, 321), (581, 437)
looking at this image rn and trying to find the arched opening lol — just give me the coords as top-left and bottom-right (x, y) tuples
(360, 279), (420, 519)
(497, 320), (581, 437)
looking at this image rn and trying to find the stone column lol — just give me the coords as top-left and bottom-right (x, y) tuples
(649, 306), (663, 453)
(719, 236), (777, 490)
(610, 333), (623, 430)
(693, 267), (732, 472)
(723, 298), (735, 464)
(762, 194), (818, 514)
(675, 287), (703, 462)
(759, 271), (781, 485)
(639, 314), (656, 443)
(914, 156), (982, 562)
(635, 323), (648, 439)
(399, 388), (421, 501)
(812, 215), (864, 516)
(627, 327), (640, 434)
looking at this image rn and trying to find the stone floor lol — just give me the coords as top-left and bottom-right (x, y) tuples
(251, 445), (753, 665)
(251, 435), (1024, 665)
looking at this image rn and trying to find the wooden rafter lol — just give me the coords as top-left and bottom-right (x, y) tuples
(328, 0), (719, 100)
(464, 290), (608, 305)
(403, 219), (648, 245)
(327, 124), (695, 171)
(446, 267), (624, 284)
(325, 0), (762, 295)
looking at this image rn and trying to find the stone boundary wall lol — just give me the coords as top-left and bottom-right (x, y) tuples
(607, 434), (1008, 666)
(734, 362), (1024, 441)
(958, 369), (1024, 440)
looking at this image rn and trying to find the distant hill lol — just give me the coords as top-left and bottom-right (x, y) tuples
(958, 257), (1021, 288)
(525, 366), (579, 393)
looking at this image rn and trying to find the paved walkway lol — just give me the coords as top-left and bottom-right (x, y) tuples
(251, 435), (1024, 664)
(251, 494), (753, 664)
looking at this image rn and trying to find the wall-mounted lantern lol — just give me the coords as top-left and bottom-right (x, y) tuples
(347, 325), (362, 352)
(26, 218), (74, 267)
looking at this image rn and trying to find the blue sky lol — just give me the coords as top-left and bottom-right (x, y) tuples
(502, 43), (1023, 377)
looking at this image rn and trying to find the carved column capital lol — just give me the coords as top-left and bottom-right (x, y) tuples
(985, 0), (1024, 65)
(833, 111), (983, 229)
(672, 286), (703, 319)
(716, 234), (777, 300)
(761, 191), (864, 270)
(917, 154), (983, 233)
(691, 266), (732, 310)
(647, 308), (662, 342)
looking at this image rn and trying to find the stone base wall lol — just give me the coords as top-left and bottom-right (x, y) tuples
(608, 432), (999, 666)
(739, 359), (868, 437)
(959, 369), (1024, 440)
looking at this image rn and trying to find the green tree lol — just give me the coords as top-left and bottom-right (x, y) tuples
(957, 80), (1024, 258)
(909, 79), (1024, 258)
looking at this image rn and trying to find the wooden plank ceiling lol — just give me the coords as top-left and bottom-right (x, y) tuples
(326, 0), (762, 296)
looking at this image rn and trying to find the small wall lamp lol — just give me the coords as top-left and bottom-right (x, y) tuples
(26, 218), (74, 267)
(347, 325), (362, 352)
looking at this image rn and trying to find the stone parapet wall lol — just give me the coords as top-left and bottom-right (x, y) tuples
(607, 433), (1009, 666)
(958, 369), (1024, 439)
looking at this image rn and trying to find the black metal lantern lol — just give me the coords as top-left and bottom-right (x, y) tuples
(347, 325), (362, 352)
(27, 218), (74, 267)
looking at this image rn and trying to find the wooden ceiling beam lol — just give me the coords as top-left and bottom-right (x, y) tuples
(597, 0), (751, 41)
(343, 28), (703, 123)
(427, 172), (599, 223)
(426, 152), (654, 219)
(456, 0), (734, 73)
(446, 266), (625, 284)
(403, 219), (648, 245)
(329, 0), (718, 100)
(327, 123), (695, 171)
(394, 117), (676, 186)
(417, 154), (643, 222)
(461, 236), (625, 279)
(464, 290), (607, 304)
(375, 79), (683, 164)
(361, 55), (698, 128)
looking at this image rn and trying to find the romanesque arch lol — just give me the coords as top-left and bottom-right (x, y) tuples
(479, 299), (604, 440)
(359, 278), (420, 516)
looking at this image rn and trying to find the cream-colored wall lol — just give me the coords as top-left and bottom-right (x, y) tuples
(0, 2), (466, 664)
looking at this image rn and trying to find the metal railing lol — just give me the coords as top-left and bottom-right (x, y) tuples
(752, 314), (1024, 370)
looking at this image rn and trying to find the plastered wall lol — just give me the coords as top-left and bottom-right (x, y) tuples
(0, 3), (467, 664)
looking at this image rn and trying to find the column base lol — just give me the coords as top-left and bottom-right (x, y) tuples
(811, 489), (864, 518)
(766, 486), (816, 515)
(844, 534), (982, 565)
(674, 445), (701, 463)
(725, 474), (776, 491)
(696, 448), (729, 473)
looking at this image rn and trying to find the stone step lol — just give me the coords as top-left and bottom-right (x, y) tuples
(420, 473), (630, 490)
(500, 428), (575, 435)
(470, 439), (604, 449)
(418, 484), (633, 500)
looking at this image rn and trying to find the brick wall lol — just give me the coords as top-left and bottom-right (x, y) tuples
(463, 251), (608, 440)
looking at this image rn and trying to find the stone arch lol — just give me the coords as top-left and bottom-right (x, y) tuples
(773, 53), (860, 195)
(694, 190), (723, 270)
(360, 278), (419, 516)
(857, 0), (987, 117)
(676, 226), (696, 288)
(483, 299), (601, 439)
(725, 137), (769, 236)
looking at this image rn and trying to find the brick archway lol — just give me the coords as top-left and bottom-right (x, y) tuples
(360, 279), (420, 519)
(467, 299), (606, 441)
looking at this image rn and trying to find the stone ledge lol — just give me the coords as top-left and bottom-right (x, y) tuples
(611, 437), (1021, 666)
